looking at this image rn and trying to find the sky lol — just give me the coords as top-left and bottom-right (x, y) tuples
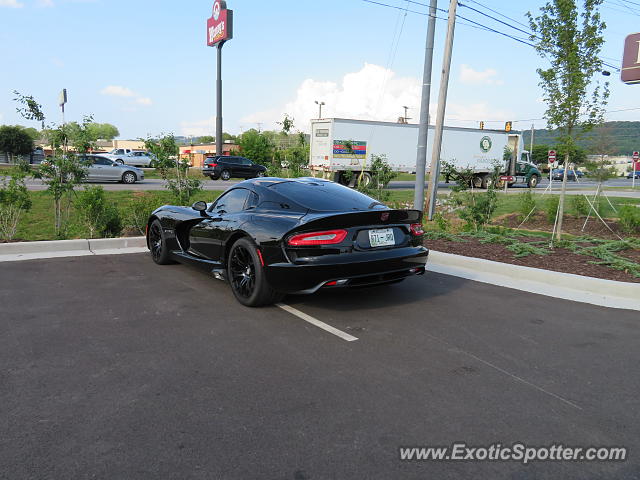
(1, 0), (639, 140)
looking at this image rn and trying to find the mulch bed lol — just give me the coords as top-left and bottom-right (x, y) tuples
(426, 236), (640, 284)
(495, 212), (633, 240)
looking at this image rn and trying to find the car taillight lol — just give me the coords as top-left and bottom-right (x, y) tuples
(410, 223), (424, 236)
(206, 163), (218, 167)
(287, 229), (348, 246)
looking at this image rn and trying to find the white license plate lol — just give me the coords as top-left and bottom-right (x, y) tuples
(368, 228), (395, 247)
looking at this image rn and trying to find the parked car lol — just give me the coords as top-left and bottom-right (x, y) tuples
(82, 155), (144, 184)
(202, 156), (267, 180)
(116, 151), (156, 167)
(146, 177), (428, 306)
(628, 171), (640, 179)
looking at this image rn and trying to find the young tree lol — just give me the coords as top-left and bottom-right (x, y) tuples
(14, 93), (89, 237)
(0, 125), (35, 163)
(199, 135), (215, 144)
(87, 122), (119, 141)
(0, 165), (31, 242)
(527, 0), (609, 240)
(144, 134), (202, 205)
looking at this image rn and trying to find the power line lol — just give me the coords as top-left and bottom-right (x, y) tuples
(458, 2), (533, 37)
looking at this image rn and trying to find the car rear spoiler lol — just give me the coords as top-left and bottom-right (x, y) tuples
(294, 209), (422, 232)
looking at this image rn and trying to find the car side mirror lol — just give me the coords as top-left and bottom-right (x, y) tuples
(192, 201), (207, 212)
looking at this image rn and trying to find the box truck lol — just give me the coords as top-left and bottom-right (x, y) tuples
(309, 118), (542, 188)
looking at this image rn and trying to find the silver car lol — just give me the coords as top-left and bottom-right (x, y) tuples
(112, 151), (156, 167)
(84, 155), (144, 184)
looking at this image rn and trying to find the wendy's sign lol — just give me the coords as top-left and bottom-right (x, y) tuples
(207, 0), (233, 47)
(621, 33), (640, 84)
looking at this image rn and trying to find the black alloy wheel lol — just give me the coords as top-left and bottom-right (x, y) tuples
(227, 238), (283, 307)
(221, 170), (231, 181)
(148, 219), (172, 265)
(229, 243), (256, 300)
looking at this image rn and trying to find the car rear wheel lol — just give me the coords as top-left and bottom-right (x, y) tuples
(122, 171), (137, 184)
(148, 219), (173, 265)
(481, 174), (492, 189)
(209, 174), (219, 180)
(221, 170), (231, 181)
(227, 238), (283, 307)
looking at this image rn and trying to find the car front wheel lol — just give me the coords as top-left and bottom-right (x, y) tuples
(256, 171), (266, 177)
(147, 219), (173, 265)
(227, 238), (283, 307)
(115, 159), (124, 165)
(122, 172), (137, 184)
(527, 174), (539, 188)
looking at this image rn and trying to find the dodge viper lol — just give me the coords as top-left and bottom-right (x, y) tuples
(146, 177), (429, 306)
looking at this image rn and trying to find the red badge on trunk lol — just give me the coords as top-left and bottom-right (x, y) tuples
(380, 212), (390, 221)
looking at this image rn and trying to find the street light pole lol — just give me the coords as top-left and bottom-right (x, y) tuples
(413, 0), (438, 211)
(315, 100), (325, 118)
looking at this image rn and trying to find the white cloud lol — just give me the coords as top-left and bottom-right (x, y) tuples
(101, 85), (152, 107)
(37, 0), (54, 6)
(0, 0), (24, 7)
(101, 85), (136, 97)
(180, 116), (215, 137)
(240, 63), (422, 132)
(459, 64), (504, 86)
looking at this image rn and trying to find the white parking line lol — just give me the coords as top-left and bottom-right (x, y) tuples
(276, 303), (359, 342)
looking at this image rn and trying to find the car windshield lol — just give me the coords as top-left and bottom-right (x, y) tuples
(270, 181), (387, 212)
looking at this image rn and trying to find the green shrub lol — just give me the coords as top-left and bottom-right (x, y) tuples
(545, 196), (560, 224)
(618, 205), (640, 234)
(518, 189), (537, 222)
(571, 195), (590, 216)
(124, 194), (161, 235)
(75, 186), (122, 238)
(0, 170), (31, 242)
(432, 211), (450, 232)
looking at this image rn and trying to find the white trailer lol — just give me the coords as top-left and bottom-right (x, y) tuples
(310, 118), (541, 188)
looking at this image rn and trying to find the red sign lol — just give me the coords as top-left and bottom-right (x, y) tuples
(622, 33), (640, 84)
(633, 151), (639, 160)
(548, 149), (556, 160)
(500, 175), (514, 182)
(207, 1), (233, 47)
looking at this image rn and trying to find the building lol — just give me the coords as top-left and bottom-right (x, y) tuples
(179, 141), (239, 167)
(586, 155), (634, 176)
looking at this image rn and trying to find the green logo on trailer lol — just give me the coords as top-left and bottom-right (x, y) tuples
(480, 136), (492, 153)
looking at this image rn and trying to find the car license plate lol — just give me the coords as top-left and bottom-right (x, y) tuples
(369, 228), (395, 247)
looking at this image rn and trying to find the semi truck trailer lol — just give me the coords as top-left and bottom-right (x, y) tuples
(309, 118), (542, 188)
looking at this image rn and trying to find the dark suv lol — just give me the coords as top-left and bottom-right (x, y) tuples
(202, 156), (267, 180)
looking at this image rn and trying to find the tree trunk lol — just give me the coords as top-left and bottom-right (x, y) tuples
(555, 151), (570, 241)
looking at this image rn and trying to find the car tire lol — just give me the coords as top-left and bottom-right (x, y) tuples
(227, 237), (283, 307)
(209, 175), (220, 180)
(221, 170), (231, 181)
(115, 159), (124, 165)
(481, 174), (492, 189)
(147, 219), (174, 265)
(357, 172), (372, 188)
(472, 175), (483, 189)
(256, 171), (266, 177)
(527, 174), (539, 188)
(122, 171), (137, 184)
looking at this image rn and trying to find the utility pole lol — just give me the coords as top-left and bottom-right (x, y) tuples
(530, 123), (534, 156)
(424, 0), (457, 219)
(315, 100), (325, 118)
(413, 0), (438, 211)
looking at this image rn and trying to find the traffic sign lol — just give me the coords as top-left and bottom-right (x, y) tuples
(548, 149), (556, 161)
(499, 175), (514, 182)
(633, 151), (639, 160)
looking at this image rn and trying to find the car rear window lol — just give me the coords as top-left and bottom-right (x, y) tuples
(270, 181), (386, 212)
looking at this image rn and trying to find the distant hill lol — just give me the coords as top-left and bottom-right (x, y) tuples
(521, 121), (640, 156)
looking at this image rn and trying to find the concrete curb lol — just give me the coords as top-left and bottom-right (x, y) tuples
(0, 237), (147, 262)
(428, 251), (640, 311)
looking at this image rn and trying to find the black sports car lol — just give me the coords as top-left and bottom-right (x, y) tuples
(146, 177), (429, 306)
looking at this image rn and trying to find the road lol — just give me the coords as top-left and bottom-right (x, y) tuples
(20, 176), (640, 198)
(1, 253), (638, 479)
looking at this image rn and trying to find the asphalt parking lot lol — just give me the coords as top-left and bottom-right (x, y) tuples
(1, 253), (639, 479)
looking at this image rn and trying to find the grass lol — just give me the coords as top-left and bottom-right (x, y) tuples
(13, 190), (222, 242)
